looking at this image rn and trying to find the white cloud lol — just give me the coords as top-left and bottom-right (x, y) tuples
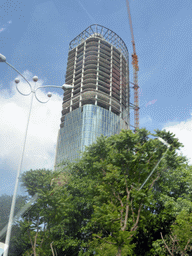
(0, 20), (12, 33)
(139, 67), (158, 87)
(163, 115), (192, 165)
(0, 28), (6, 33)
(0, 71), (63, 173)
(140, 115), (152, 125)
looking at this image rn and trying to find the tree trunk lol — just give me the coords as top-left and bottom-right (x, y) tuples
(116, 247), (122, 256)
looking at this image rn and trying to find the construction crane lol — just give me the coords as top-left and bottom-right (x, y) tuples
(126, 0), (139, 131)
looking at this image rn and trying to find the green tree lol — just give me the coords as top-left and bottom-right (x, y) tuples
(161, 210), (192, 255)
(150, 210), (192, 256)
(130, 130), (191, 255)
(13, 169), (55, 256)
(48, 128), (189, 255)
(0, 194), (26, 231)
(0, 194), (27, 255)
(147, 163), (192, 255)
(10, 128), (191, 256)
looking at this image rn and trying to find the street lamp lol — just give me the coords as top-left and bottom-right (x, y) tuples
(0, 53), (73, 256)
(139, 137), (170, 190)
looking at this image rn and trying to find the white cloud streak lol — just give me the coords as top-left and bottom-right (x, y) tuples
(163, 115), (192, 165)
(0, 20), (12, 33)
(77, 0), (95, 23)
(0, 28), (6, 33)
(0, 71), (62, 173)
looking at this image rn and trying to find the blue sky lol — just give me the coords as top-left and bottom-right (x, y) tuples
(0, 0), (192, 196)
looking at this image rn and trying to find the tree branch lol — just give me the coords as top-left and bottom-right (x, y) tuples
(131, 204), (142, 232)
(149, 172), (160, 190)
(127, 227), (138, 240)
(27, 230), (35, 255)
(121, 176), (131, 231)
(184, 238), (192, 251)
(40, 237), (44, 249)
(160, 232), (173, 256)
(113, 191), (124, 228)
(147, 155), (153, 164)
(50, 242), (55, 256)
(121, 201), (129, 231)
(130, 199), (135, 223)
(33, 215), (40, 252)
(95, 235), (116, 245)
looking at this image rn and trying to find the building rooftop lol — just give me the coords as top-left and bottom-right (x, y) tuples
(69, 24), (129, 63)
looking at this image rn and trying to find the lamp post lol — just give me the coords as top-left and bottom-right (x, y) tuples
(0, 53), (73, 256)
(139, 137), (170, 191)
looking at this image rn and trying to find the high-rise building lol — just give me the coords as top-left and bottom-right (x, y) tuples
(55, 24), (130, 165)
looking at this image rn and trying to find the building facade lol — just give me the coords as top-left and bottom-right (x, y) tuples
(55, 24), (130, 165)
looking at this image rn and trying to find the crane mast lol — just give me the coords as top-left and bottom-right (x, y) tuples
(126, 0), (139, 130)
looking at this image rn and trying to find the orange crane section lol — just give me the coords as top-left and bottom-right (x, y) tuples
(126, 0), (139, 130)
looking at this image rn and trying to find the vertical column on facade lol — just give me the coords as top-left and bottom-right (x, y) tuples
(109, 45), (113, 111)
(120, 53), (123, 118)
(95, 39), (100, 106)
(126, 62), (129, 127)
(79, 41), (86, 108)
(70, 47), (78, 112)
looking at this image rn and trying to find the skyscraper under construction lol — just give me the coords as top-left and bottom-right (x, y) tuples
(55, 24), (130, 165)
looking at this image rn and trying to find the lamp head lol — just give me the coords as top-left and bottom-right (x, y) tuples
(62, 84), (73, 90)
(47, 92), (52, 98)
(15, 78), (20, 84)
(0, 54), (6, 62)
(157, 137), (170, 148)
(33, 76), (38, 82)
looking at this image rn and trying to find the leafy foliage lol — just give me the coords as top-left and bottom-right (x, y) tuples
(48, 128), (191, 255)
(13, 169), (55, 255)
(5, 128), (192, 256)
(0, 194), (26, 231)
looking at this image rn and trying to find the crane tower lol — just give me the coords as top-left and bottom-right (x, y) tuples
(126, 0), (139, 130)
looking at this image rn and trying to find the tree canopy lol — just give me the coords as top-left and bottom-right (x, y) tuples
(3, 128), (192, 255)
